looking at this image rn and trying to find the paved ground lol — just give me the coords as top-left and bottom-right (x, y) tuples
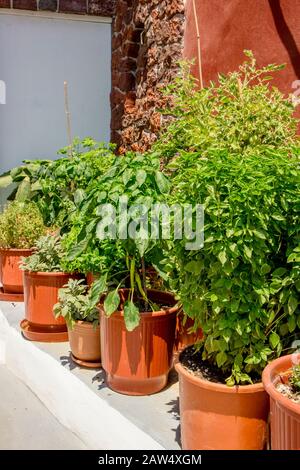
(1, 301), (181, 449)
(0, 365), (87, 450)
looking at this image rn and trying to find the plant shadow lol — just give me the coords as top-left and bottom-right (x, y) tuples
(92, 370), (108, 391)
(60, 353), (77, 370)
(166, 396), (181, 448)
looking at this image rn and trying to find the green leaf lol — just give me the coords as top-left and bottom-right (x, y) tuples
(244, 246), (252, 259)
(104, 289), (120, 316)
(288, 315), (296, 333)
(154, 171), (170, 193)
(218, 250), (227, 265)
(261, 264), (271, 275)
(252, 229), (266, 240)
(74, 189), (85, 206)
(124, 300), (140, 331)
(288, 295), (298, 315)
(185, 260), (203, 274)
(216, 351), (227, 367)
(269, 332), (280, 349)
(89, 274), (107, 306)
(66, 238), (89, 261)
(136, 169), (147, 187)
(272, 267), (287, 278)
(15, 178), (31, 202)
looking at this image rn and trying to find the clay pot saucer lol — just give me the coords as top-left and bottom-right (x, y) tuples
(20, 319), (69, 342)
(71, 353), (101, 369)
(0, 287), (24, 302)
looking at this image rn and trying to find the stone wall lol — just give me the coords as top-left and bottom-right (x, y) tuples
(0, 0), (115, 17)
(111, 0), (185, 154)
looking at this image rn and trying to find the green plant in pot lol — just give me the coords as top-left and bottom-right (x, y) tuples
(54, 278), (101, 367)
(155, 51), (298, 165)
(20, 234), (80, 342)
(161, 53), (300, 450)
(261, 236), (300, 450)
(262, 354), (300, 450)
(63, 151), (179, 395)
(0, 201), (45, 298)
(0, 138), (115, 230)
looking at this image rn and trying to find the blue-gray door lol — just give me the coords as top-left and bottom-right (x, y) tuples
(0, 11), (111, 173)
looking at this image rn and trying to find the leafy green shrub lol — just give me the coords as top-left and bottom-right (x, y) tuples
(0, 201), (45, 249)
(169, 147), (300, 385)
(155, 51), (298, 164)
(0, 138), (115, 229)
(53, 278), (100, 328)
(21, 234), (65, 272)
(64, 152), (171, 331)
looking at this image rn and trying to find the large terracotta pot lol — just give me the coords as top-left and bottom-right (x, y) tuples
(262, 354), (300, 450)
(0, 248), (32, 293)
(23, 271), (76, 333)
(175, 312), (203, 352)
(100, 289), (178, 396)
(176, 356), (269, 450)
(68, 321), (101, 364)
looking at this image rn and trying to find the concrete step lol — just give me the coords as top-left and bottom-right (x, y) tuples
(0, 301), (180, 450)
(0, 365), (87, 450)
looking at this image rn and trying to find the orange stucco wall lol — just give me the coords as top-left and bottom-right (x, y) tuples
(184, 0), (300, 98)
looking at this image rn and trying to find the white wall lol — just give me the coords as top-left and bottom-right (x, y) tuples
(0, 12), (111, 173)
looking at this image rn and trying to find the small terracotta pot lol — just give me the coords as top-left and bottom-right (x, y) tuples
(100, 289), (178, 396)
(175, 311), (203, 352)
(262, 354), (300, 450)
(68, 321), (101, 363)
(0, 248), (32, 293)
(86, 272), (100, 286)
(176, 355), (269, 450)
(23, 271), (77, 334)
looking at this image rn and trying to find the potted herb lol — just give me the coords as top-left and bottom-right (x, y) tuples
(0, 201), (45, 300)
(65, 152), (179, 395)
(165, 54), (300, 449)
(20, 234), (79, 342)
(0, 138), (115, 230)
(263, 354), (300, 449)
(54, 279), (101, 368)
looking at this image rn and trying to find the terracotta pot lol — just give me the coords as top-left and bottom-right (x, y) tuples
(262, 354), (300, 450)
(24, 271), (77, 333)
(175, 355), (269, 450)
(68, 321), (101, 363)
(0, 248), (32, 293)
(86, 272), (100, 286)
(100, 289), (178, 395)
(175, 311), (203, 352)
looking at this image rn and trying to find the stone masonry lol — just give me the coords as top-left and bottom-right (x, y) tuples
(0, 0), (115, 17)
(111, 0), (185, 153)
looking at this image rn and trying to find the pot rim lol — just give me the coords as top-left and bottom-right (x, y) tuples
(24, 270), (75, 277)
(99, 288), (179, 318)
(262, 354), (300, 415)
(0, 248), (33, 254)
(175, 348), (264, 394)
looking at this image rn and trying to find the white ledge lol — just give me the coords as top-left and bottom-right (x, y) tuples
(0, 306), (163, 450)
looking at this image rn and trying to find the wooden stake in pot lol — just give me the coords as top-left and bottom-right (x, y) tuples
(64, 81), (73, 158)
(192, 0), (204, 89)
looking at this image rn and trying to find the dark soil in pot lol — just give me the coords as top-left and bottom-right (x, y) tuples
(180, 345), (261, 384)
